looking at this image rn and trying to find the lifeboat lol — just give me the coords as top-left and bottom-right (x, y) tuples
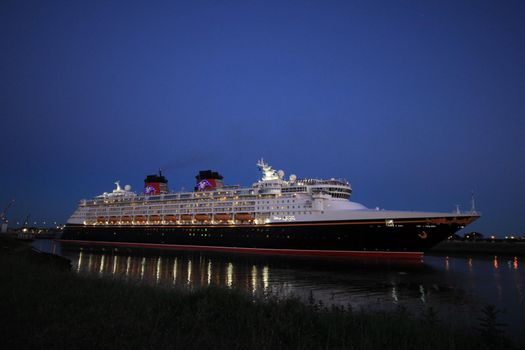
(96, 216), (107, 224)
(214, 213), (231, 221)
(235, 213), (254, 221)
(134, 215), (146, 223)
(108, 216), (119, 224)
(121, 216), (132, 223)
(195, 214), (210, 222)
(455, 217), (471, 225)
(180, 214), (193, 221)
(149, 215), (161, 222)
(164, 215), (177, 223)
(428, 218), (448, 225)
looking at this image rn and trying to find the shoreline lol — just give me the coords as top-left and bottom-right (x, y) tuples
(430, 240), (525, 256)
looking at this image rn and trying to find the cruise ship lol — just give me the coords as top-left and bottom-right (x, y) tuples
(60, 159), (480, 258)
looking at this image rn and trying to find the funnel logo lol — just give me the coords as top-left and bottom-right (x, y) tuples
(197, 179), (213, 191)
(144, 183), (160, 195)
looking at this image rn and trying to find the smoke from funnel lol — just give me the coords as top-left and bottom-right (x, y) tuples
(160, 151), (218, 174)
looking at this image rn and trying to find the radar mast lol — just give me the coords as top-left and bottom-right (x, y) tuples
(257, 158), (279, 181)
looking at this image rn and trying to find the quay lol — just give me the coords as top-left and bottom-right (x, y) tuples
(431, 240), (525, 255)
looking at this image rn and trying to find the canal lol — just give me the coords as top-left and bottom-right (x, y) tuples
(33, 239), (525, 343)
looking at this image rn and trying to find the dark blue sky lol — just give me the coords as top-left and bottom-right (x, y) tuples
(1, 0), (524, 235)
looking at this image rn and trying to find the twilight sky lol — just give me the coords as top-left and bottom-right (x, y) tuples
(1, 0), (524, 235)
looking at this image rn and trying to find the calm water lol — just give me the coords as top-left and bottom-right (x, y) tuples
(34, 239), (525, 342)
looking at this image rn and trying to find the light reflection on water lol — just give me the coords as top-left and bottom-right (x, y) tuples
(33, 240), (524, 341)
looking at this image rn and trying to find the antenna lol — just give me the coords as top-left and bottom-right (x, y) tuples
(470, 191), (477, 214)
(24, 214), (31, 227)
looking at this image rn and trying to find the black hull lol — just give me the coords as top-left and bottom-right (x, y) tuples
(60, 219), (471, 258)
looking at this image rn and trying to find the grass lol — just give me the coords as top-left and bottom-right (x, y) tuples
(0, 236), (520, 349)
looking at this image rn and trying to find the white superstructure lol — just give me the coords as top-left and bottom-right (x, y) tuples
(67, 159), (473, 228)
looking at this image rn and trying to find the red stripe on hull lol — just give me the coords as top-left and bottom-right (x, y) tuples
(56, 239), (423, 259)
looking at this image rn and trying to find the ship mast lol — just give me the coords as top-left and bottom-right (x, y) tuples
(257, 158), (279, 181)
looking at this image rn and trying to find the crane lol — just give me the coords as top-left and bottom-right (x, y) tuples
(1, 199), (15, 222)
(1, 199), (15, 233)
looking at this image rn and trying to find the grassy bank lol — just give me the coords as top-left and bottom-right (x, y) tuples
(0, 236), (518, 349)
